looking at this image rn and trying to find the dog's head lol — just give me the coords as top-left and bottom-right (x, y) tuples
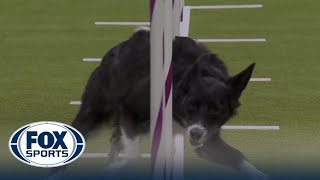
(177, 54), (255, 147)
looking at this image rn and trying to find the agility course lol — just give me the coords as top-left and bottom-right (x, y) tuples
(1, 0), (320, 178)
(71, 0), (279, 177)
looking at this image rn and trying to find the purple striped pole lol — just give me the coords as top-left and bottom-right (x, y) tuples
(150, 0), (174, 179)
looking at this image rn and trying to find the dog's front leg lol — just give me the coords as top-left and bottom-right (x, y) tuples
(105, 108), (141, 171)
(105, 127), (123, 166)
(194, 135), (268, 180)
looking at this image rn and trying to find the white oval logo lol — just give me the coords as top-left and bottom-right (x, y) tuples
(9, 121), (85, 168)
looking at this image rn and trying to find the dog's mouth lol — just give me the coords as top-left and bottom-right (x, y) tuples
(189, 139), (204, 148)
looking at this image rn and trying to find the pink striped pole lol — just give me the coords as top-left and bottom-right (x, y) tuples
(150, 0), (173, 179)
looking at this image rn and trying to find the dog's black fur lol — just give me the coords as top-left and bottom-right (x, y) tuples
(62, 29), (265, 178)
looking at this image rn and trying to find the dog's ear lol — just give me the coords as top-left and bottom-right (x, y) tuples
(228, 63), (255, 99)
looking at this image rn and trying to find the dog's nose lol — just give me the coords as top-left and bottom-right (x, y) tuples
(189, 128), (205, 141)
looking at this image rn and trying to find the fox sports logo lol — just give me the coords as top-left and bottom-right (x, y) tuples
(9, 121), (85, 168)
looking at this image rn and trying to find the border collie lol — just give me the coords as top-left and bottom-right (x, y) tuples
(60, 28), (268, 179)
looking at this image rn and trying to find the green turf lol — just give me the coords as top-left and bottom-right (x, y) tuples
(1, 0), (320, 176)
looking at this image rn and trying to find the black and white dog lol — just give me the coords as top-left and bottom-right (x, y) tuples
(67, 28), (267, 179)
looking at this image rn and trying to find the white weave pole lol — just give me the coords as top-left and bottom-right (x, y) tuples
(172, 0), (183, 36)
(150, 0), (173, 179)
(172, 1), (184, 179)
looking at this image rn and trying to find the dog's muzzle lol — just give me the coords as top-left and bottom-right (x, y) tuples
(187, 125), (207, 147)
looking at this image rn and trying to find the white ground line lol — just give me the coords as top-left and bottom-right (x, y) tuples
(81, 125), (279, 158)
(196, 38), (266, 43)
(180, 6), (191, 37)
(188, 4), (263, 10)
(63, 109), (277, 129)
(81, 153), (151, 158)
(69, 75), (269, 106)
(81, 134), (185, 159)
(222, 125), (280, 130)
(95, 22), (150, 26)
(83, 58), (102, 62)
(71, 76), (270, 105)
(250, 78), (272, 82)
(70, 101), (81, 105)
(69, 101), (278, 130)
(94, 4), (263, 27)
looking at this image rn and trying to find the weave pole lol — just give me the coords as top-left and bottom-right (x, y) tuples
(172, 0), (183, 36)
(150, 0), (177, 179)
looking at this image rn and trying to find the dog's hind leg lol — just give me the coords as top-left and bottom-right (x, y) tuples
(47, 107), (112, 179)
(194, 135), (269, 180)
(71, 109), (108, 138)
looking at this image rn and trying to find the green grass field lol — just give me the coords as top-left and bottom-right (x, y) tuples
(1, 0), (320, 177)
